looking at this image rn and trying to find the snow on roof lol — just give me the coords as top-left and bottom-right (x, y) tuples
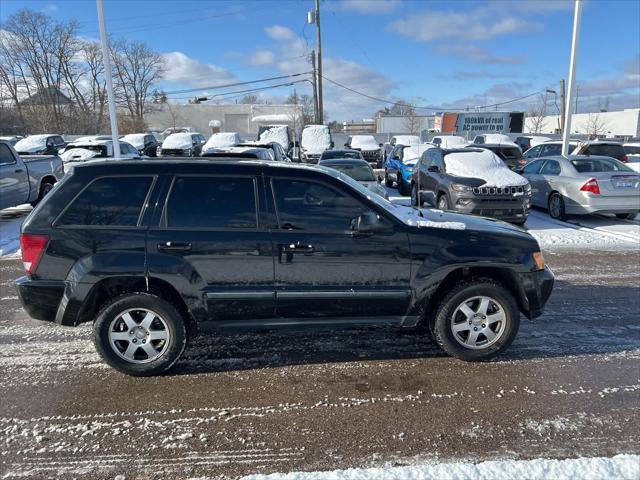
(393, 135), (420, 145)
(350, 135), (379, 149)
(162, 132), (194, 149)
(478, 133), (512, 143)
(258, 125), (289, 148)
(445, 149), (528, 187)
(437, 136), (470, 149)
(203, 132), (241, 151)
(14, 134), (54, 151)
(301, 125), (331, 153)
(252, 114), (290, 123)
(121, 134), (147, 148)
(403, 144), (436, 161)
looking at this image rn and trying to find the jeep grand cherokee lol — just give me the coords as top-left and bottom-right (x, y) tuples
(16, 159), (554, 376)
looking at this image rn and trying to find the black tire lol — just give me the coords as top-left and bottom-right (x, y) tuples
(93, 293), (187, 376)
(616, 213), (637, 220)
(548, 192), (566, 220)
(411, 183), (420, 206)
(437, 193), (449, 210)
(430, 279), (520, 361)
(385, 171), (394, 188)
(30, 181), (55, 207)
(397, 177), (409, 196)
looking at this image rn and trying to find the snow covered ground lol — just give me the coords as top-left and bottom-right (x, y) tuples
(0, 204), (30, 257)
(242, 454), (640, 480)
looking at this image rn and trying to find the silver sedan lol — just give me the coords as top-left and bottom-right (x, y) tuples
(520, 155), (640, 220)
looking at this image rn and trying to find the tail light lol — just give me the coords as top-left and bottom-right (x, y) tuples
(580, 178), (600, 195)
(620, 155), (628, 163)
(20, 234), (49, 275)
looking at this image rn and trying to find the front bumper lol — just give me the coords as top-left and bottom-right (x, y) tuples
(518, 266), (555, 319)
(15, 276), (65, 323)
(452, 193), (531, 221)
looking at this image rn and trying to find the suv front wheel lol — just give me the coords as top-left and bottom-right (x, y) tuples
(93, 293), (187, 376)
(430, 279), (520, 361)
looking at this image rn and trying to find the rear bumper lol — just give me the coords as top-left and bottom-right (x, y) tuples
(566, 194), (640, 215)
(518, 266), (555, 319)
(15, 276), (65, 323)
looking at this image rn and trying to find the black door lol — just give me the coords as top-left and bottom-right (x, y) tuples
(147, 174), (275, 321)
(268, 175), (412, 319)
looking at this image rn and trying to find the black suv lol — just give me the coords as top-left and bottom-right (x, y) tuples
(16, 159), (553, 375)
(411, 148), (531, 225)
(474, 144), (526, 170)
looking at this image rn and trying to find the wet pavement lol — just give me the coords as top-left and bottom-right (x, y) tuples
(1, 250), (639, 479)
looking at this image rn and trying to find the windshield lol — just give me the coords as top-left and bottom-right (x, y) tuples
(321, 150), (362, 160)
(324, 163), (376, 181)
(571, 158), (633, 173)
(500, 147), (523, 159)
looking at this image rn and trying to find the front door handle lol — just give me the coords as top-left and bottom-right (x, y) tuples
(157, 241), (191, 252)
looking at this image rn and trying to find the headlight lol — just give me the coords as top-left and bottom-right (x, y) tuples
(451, 183), (474, 192)
(533, 251), (545, 270)
(524, 183), (532, 194)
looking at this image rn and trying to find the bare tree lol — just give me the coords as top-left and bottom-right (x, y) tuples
(238, 94), (259, 104)
(111, 38), (165, 131)
(403, 108), (422, 135)
(582, 113), (609, 139)
(285, 91), (314, 130)
(525, 95), (548, 134)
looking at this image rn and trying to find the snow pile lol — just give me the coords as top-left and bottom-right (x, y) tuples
(14, 135), (52, 153)
(479, 133), (512, 143)
(445, 149), (528, 187)
(301, 125), (331, 154)
(60, 148), (100, 162)
(403, 145), (436, 161)
(350, 135), (379, 150)
(121, 134), (146, 149)
(258, 126), (289, 149)
(389, 205), (466, 230)
(203, 132), (241, 153)
(242, 454), (640, 480)
(162, 133), (194, 149)
(394, 135), (420, 146)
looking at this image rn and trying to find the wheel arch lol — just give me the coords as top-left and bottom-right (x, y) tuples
(420, 266), (528, 328)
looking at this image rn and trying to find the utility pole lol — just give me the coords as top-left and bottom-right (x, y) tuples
(310, 50), (319, 124)
(96, 0), (120, 158)
(575, 85), (579, 114)
(560, 79), (566, 134)
(315, 0), (323, 124)
(562, 0), (582, 157)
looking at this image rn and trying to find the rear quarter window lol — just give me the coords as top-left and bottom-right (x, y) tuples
(57, 176), (154, 227)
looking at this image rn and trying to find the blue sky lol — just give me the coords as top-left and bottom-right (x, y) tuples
(2, 0), (639, 120)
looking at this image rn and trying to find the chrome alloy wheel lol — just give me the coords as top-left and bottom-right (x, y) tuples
(108, 308), (169, 363)
(451, 296), (506, 350)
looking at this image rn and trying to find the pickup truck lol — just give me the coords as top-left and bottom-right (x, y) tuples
(0, 140), (64, 210)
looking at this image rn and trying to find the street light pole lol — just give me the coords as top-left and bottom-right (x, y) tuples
(96, 0), (120, 158)
(315, 0), (323, 124)
(562, 0), (583, 157)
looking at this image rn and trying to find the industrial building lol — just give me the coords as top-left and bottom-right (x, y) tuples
(145, 103), (303, 136)
(524, 108), (640, 139)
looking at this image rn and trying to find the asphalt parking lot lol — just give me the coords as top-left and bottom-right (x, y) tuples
(1, 245), (639, 479)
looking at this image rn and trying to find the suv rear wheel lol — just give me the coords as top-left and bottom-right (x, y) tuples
(93, 293), (187, 376)
(430, 279), (519, 361)
(30, 180), (55, 207)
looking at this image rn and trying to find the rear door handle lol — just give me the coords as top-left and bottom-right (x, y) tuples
(157, 241), (191, 252)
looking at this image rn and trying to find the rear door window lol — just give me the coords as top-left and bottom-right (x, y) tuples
(165, 176), (257, 229)
(541, 160), (561, 175)
(540, 144), (561, 156)
(0, 143), (16, 165)
(523, 159), (545, 174)
(58, 176), (154, 227)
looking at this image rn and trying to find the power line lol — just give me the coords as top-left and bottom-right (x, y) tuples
(322, 74), (545, 112)
(159, 72), (312, 96)
(167, 79), (311, 101)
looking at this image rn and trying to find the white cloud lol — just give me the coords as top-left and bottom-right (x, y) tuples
(249, 49), (276, 66)
(337, 0), (401, 14)
(265, 25), (296, 41)
(390, 7), (540, 42)
(162, 52), (237, 88)
(436, 45), (525, 65)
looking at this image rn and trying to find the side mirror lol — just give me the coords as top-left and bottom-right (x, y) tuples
(378, 175), (383, 182)
(392, 155), (400, 161)
(344, 143), (349, 147)
(427, 165), (440, 173)
(330, 141), (335, 148)
(351, 212), (389, 235)
(378, 143), (383, 148)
